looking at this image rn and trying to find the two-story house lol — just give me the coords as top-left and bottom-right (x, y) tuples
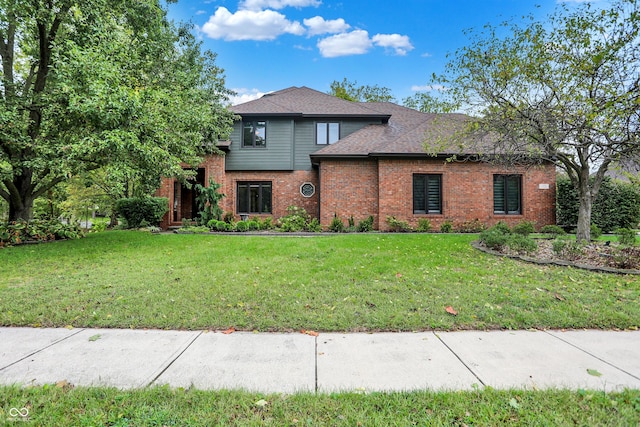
(157, 86), (556, 230)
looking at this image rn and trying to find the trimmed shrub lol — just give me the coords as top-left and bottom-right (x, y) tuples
(235, 221), (249, 232)
(458, 219), (486, 233)
(513, 221), (536, 237)
(416, 218), (432, 233)
(439, 220), (453, 233)
(0, 220), (84, 246)
(307, 218), (322, 232)
(493, 221), (512, 235)
(115, 197), (168, 228)
(506, 234), (538, 254)
(479, 228), (509, 251)
(278, 206), (311, 232)
(357, 216), (375, 232)
(386, 216), (412, 232)
(557, 175), (640, 232)
(329, 214), (345, 233)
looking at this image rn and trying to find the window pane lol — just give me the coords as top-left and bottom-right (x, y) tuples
(238, 183), (249, 212)
(328, 123), (339, 144)
(255, 121), (266, 147)
(317, 123), (328, 144)
(413, 175), (426, 213)
(427, 175), (441, 213)
(261, 184), (272, 213)
(243, 123), (253, 147)
(493, 176), (505, 214)
(506, 176), (521, 214)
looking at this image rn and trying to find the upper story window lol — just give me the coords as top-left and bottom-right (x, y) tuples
(316, 122), (340, 145)
(494, 175), (522, 215)
(413, 174), (442, 214)
(243, 121), (267, 148)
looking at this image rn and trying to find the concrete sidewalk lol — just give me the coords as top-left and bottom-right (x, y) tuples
(1, 328), (638, 393)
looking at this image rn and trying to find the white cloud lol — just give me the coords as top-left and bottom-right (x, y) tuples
(317, 30), (373, 57)
(411, 84), (448, 92)
(421, 52), (432, 58)
(201, 7), (305, 41)
(372, 33), (414, 56)
(303, 16), (350, 36)
(230, 88), (269, 105)
(240, 0), (321, 10)
(195, 10), (207, 15)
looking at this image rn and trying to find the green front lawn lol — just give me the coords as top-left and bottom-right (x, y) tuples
(1, 385), (639, 426)
(1, 231), (638, 331)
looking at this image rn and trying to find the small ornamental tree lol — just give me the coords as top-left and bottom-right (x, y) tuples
(437, 0), (640, 242)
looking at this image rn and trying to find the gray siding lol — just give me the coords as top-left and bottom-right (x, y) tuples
(225, 119), (294, 171)
(226, 117), (384, 171)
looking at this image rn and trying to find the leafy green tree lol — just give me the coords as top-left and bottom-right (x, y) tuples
(437, 0), (640, 242)
(0, 0), (235, 222)
(402, 91), (458, 113)
(328, 78), (396, 103)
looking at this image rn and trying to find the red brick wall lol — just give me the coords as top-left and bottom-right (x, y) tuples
(320, 158), (556, 231)
(221, 170), (318, 221)
(319, 159), (379, 228)
(158, 154), (556, 231)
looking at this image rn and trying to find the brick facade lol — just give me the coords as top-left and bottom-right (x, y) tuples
(320, 157), (556, 231)
(158, 155), (556, 231)
(158, 154), (319, 228)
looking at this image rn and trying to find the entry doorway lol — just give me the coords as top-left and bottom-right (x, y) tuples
(172, 168), (205, 223)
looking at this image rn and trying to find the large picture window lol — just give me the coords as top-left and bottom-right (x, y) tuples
(413, 174), (442, 214)
(243, 121), (266, 148)
(316, 122), (340, 145)
(494, 175), (522, 214)
(237, 181), (272, 214)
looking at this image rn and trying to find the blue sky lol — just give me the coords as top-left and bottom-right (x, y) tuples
(166, 0), (593, 105)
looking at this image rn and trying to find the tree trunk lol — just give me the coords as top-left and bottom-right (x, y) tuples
(575, 173), (592, 243)
(8, 198), (34, 222)
(6, 173), (35, 222)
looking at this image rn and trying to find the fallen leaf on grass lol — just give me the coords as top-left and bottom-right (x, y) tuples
(301, 330), (319, 337)
(445, 306), (458, 316)
(222, 327), (235, 335)
(554, 293), (565, 301)
(255, 399), (268, 408)
(587, 369), (602, 377)
(55, 380), (74, 390)
(508, 397), (520, 409)
(396, 273), (403, 278)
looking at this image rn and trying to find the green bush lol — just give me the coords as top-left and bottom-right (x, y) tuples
(479, 228), (509, 251)
(235, 221), (249, 232)
(329, 214), (345, 233)
(513, 221), (536, 237)
(246, 220), (260, 231)
(278, 206), (311, 232)
(307, 218), (322, 232)
(386, 216), (412, 232)
(590, 224), (602, 240)
(0, 220), (84, 246)
(115, 197), (168, 228)
(493, 221), (512, 235)
(416, 218), (432, 232)
(259, 217), (274, 230)
(194, 179), (225, 226)
(506, 234), (538, 254)
(439, 220), (453, 233)
(457, 219), (486, 233)
(557, 176), (640, 232)
(540, 225), (566, 238)
(616, 227), (637, 246)
(357, 216), (375, 232)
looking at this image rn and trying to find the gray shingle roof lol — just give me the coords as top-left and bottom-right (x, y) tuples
(230, 86), (390, 119)
(230, 86), (496, 158)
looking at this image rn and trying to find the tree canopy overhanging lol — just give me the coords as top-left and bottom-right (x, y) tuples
(437, 0), (640, 242)
(0, 0), (235, 222)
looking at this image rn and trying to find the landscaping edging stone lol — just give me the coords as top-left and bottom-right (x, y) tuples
(471, 240), (640, 275)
